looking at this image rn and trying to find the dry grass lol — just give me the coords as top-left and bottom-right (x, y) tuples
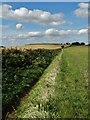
(3, 44), (63, 50)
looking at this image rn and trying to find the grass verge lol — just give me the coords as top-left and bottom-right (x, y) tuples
(47, 46), (88, 118)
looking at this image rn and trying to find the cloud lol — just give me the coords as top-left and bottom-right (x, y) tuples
(45, 28), (85, 36)
(2, 28), (87, 40)
(45, 29), (60, 36)
(78, 3), (88, 9)
(78, 29), (88, 34)
(16, 32), (44, 38)
(14, 28), (88, 39)
(2, 28), (87, 46)
(16, 31), (44, 38)
(28, 32), (44, 37)
(0, 4), (66, 26)
(16, 23), (23, 29)
(74, 3), (88, 17)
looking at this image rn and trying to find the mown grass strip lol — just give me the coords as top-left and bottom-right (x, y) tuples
(47, 46), (88, 118)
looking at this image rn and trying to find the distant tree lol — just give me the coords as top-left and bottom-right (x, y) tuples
(76, 42), (80, 45)
(0, 46), (5, 48)
(80, 42), (85, 45)
(72, 42), (80, 45)
(61, 45), (64, 48)
(66, 42), (70, 45)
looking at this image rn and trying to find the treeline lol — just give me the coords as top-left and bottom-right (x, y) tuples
(2, 48), (61, 118)
(62, 42), (89, 46)
(71, 42), (85, 46)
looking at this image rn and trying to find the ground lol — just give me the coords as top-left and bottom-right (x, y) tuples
(8, 46), (88, 118)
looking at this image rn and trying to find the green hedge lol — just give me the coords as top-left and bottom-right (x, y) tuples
(2, 48), (61, 116)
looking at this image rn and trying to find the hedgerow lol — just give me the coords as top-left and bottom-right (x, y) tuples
(2, 48), (61, 116)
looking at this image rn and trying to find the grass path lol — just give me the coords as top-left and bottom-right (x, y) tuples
(48, 46), (88, 118)
(9, 50), (62, 118)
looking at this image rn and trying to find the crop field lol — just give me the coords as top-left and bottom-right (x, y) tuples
(4, 44), (63, 50)
(2, 45), (89, 119)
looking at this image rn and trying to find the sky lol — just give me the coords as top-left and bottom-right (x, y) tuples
(0, 2), (88, 46)
(1, 0), (89, 2)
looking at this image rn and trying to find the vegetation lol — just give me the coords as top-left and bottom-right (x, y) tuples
(4, 44), (62, 50)
(2, 45), (88, 119)
(9, 46), (88, 119)
(71, 42), (85, 46)
(46, 46), (88, 118)
(9, 50), (62, 118)
(2, 48), (61, 117)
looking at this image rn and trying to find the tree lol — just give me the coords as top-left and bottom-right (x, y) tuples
(80, 42), (85, 45)
(72, 42), (80, 45)
(61, 45), (64, 48)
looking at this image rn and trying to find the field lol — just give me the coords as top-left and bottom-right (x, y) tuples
(48, 46), (88, 118)
(3, 44), (63, 50)
(2, 45), (89, 119)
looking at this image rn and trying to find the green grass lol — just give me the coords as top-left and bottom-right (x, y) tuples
(48, 46), (88, 118)
(9, 46), (89, 118)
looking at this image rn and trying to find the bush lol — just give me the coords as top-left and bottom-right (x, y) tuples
(2, 48), (61, 117)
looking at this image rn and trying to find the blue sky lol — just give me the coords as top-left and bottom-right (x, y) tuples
(1, 2), (88, 46)
(1, 0), (89, 2)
